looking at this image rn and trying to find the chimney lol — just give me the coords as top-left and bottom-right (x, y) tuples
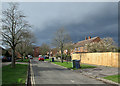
(88, 36), (91, 39)
(85, 37), (87, 40)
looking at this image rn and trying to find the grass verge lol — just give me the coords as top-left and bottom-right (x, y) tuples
(2, 64), (28, 85)
(44, 59), (51, 61)
(103, 75), (120, 83)
(52, 61), (96, 70)
(16, 59), (29, 62)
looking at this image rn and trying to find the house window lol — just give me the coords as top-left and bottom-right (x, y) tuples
(75, 48), (77, 51)
(78, 47), (80, 51)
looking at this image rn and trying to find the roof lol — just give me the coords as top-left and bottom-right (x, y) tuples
(0, 45), (6, 50)
(74, 36), (100, 47)
(33, 46), (40, 49)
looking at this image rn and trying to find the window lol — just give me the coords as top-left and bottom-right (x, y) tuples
(78, 47), (80, 51)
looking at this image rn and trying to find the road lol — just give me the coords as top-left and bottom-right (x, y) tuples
(31, 58), (106, 85)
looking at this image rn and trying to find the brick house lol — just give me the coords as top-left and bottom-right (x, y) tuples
(47, 48), (59, 57)
(0, 46), (21, 58)
(50, 36), (101, 56)
(33, 47), (40, 57)
(47, 51), (53, 56)
(72, 36), (101, 54)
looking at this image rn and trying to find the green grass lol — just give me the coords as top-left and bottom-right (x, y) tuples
(2, 64), (28, 85)
(44, 59), (51, 61)
(103, 75), (120, 83)
(52, 61), (96, 69)
(16, 59), (29, 62)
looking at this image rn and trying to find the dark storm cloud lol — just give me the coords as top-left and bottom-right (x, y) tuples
(3, 2), (117, 46)
(32, 2), (118, 46)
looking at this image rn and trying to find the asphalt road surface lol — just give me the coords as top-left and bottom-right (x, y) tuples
(31, 58), (106, 85)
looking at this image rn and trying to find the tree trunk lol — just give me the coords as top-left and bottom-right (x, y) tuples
(61, 48), (63, 63)
(21, 56), (23, 61)
(21, 54), (23, 61)
(11, 47), (15, 68)
(66, 52), (68, 64)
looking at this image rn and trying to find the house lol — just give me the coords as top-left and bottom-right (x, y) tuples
(47, 48), (59, 57)
(47, 51), (53, 57)
(0, 46), (12, 57)
(0, 46), (6, 55)
(73, 36), (101, 53)
(50, 36), (101, 56)
(33, 47), (40, 57)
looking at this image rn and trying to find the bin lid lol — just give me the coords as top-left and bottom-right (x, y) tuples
(75, 60), (80, 61)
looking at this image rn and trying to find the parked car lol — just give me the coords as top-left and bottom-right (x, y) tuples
(43, 56), (46, 59)
(6, 57), (11, 62)
(28, 55), (33, 59)
(46, 56), (49, 59)
(38, 56), (44, 61)
(29, 56), (33, 59)
(39, 55), (42, 58)
(1, 56), (7, 62)
(17, 57), (22, 59)
(0, 56), (11, 62)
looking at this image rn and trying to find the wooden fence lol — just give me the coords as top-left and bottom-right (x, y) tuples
(72, 52), (120, 67)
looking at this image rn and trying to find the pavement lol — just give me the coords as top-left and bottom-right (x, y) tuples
(74, 64), (118, 78)
(2, 62), (28, 67)
(53, 59), (118, 78)
(30, 58), (109, 85)
(2, 62), (11, 66)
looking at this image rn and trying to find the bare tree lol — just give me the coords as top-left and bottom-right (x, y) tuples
(16, 31), (34, 60)
(64, 42), (74, 55)
(39, 43), (50, 56)
(52, 28), (71, 63)
(85, 37), (117, 52)
(63, 42), (74, 63)
(2, 3), (31, 68)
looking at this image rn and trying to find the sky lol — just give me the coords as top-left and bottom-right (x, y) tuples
(2, 2), (118, 47)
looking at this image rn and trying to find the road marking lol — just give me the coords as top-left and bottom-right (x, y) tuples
(30, 60), (35, 86)
(70, 80), (75, 83)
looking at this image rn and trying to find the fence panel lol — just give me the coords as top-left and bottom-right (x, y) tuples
(72, 52), (119, 67)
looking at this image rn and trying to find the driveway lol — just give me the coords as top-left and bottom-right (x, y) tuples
(31, 58), (107, 85)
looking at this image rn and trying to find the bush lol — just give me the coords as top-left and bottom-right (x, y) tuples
(63, 54), (71, 61)
(85, 37), (117, 52)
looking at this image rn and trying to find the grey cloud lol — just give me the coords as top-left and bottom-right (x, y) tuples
(2, 2), (118, 46)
